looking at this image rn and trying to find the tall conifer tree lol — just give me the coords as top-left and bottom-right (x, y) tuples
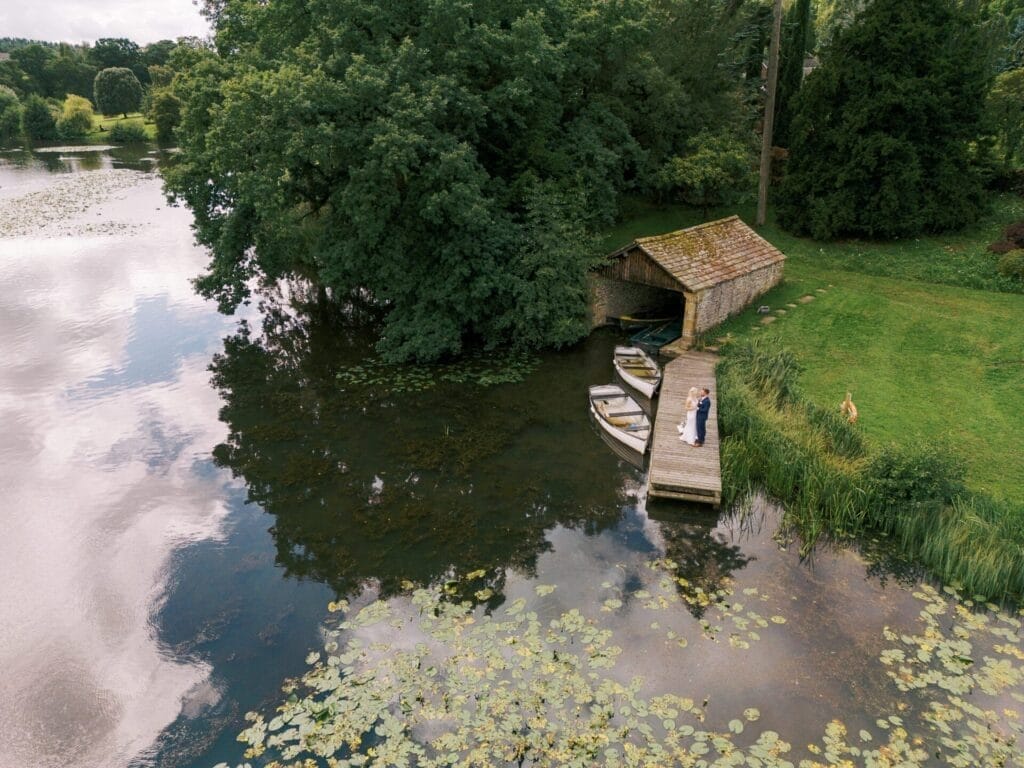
(777, 0), (990, 239)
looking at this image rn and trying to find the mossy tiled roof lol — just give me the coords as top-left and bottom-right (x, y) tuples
(616, 215), (785, 291)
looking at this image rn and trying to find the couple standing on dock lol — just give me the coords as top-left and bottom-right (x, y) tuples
(677, 387), (711, 447)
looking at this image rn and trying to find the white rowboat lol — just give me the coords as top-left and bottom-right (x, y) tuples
(613, 346), (662, 398)
(589, 384), (651, 454)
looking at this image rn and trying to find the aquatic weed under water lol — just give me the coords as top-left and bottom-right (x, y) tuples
(335, 350), (539, 394)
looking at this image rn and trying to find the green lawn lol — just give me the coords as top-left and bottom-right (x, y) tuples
(603, 195), (1024, 502)
(86, 112), (156, 142)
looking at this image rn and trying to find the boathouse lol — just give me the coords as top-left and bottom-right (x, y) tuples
(589, 216), (785, 350)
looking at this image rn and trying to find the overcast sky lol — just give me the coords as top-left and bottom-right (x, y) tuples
(1, 0), (211, 46)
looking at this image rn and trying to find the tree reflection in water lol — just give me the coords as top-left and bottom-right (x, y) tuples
(646, 500), (752, 619)
(209, 285), (629, 604)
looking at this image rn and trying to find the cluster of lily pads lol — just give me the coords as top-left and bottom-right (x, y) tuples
(335, 351), (539, 394)
(0, 168), (148, 238)
(596, 558), (786, 650)
(214, 568), (1022, 768)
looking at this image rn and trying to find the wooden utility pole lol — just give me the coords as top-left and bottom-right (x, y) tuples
(756, 0), (784, 226)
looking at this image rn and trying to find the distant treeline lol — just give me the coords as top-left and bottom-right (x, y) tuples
(0, 36), (201, 101)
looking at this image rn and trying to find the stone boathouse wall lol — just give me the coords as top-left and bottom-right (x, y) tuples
(692, 262), (784, 335)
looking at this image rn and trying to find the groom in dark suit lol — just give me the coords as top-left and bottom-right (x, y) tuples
(694, 387), (711, 447)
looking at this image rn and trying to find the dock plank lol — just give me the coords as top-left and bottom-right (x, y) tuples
(649, 351), (721, 505)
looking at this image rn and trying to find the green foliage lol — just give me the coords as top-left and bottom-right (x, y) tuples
(93, 67), (142, 117)
(777, 0), (991, 239)
(141, 39), (176, 69)
(10, 44), (53, 95)
(89, 38), (144, 82)
(20, 93), (57, 140)
(148, 89), (180, 143)
(655, 131), (755, 218)
(987, 68), (1024, 167)
(997, 249), (1024, 280)
(170, 0), (758, 361)
(44, 46), (98, 99)
(773, 0), (812, 148)
(147, 64), (174, 88)
(109, 120), (148, 143)
(864, 443), (966, 526)
(0, 85), (22, 144)
(55, 93), (93, 139)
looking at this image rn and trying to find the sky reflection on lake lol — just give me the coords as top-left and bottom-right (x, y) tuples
(0, 159), (238, 768)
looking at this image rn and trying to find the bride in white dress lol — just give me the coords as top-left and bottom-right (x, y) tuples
(678, 386), (700, 445)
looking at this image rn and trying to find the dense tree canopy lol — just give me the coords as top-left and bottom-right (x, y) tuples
(777, 0), (991, 239)
(21, 94), (57, 140)
(0, 86), (21, 145)
(93, 66), (143, 117)
(772, 0), (812, 148)
(167, 0), (759, 361)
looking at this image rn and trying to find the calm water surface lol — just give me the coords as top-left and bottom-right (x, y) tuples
(0, 148), (1019, 768)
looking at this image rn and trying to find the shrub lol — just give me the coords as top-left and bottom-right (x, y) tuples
(987, 220), (1024, 254)
(863, 443), (966, 530)
(21, 94), (58, 141)
(997, 249), (1024, 281)
(0, 85), (21, 145)
(109, 120), (148, 143)
(56, 94), (94, 139)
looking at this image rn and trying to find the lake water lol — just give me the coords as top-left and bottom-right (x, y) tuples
(0, 147), (1019, 768)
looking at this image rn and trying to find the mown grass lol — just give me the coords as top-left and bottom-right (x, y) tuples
(602, 194), (1024, 598)
(711, 235), (1024, 503)
(86, 112), (156, 142)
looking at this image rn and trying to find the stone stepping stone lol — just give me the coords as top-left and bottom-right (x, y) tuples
(774, 309), (787, 315)
(759, 315), (777, 325)
(816, 288), (828, 293)
(799, 295), (816, 303)
(786, 303), (797, 308)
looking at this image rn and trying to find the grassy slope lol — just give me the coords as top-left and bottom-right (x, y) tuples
(603, 195), (1024, 502)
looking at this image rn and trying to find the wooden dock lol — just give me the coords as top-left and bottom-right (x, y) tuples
(648, 351), (721, 506)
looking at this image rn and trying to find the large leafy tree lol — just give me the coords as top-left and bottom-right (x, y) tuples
(167, 0), (647, 361)
(93, 67), (142, 117)
(656, 130), (755, 218)
(777, 0), (991, 239)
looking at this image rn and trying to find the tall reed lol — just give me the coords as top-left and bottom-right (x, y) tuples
(718, 339), (1024, 601)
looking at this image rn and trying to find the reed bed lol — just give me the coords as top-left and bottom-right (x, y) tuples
(719, 339), (1024, 601)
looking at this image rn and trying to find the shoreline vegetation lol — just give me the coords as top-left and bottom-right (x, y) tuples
(717, 339), (1023, 601)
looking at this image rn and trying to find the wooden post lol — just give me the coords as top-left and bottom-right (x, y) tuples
(756, 0), (784, 227)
